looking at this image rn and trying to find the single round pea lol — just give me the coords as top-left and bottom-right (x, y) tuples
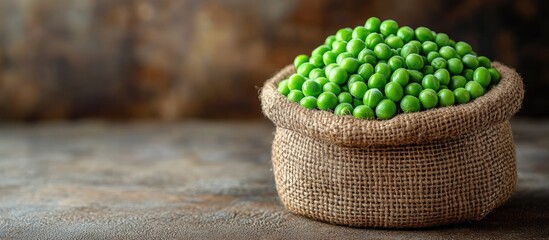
(465, 81), (485, 99)
(349, 81), (369, 99)
(358, 63), (375, 80)
(323, 51), (337, 65)
(340, 57), (360, 73)
(278, 79), (291, 96)
(346, 39), (366, 57)
(400, 43), (420, 58)
(365, 17), (382, 33)
(385, 82), (404, 102)
(405, 82), (423, 97)
(353, 105), (375, 119)
(317, 92), (338, 110)
(419, 89), (438, 109)
(455, 41), (472, 57)
(324, 63), (338, 76)
(359, 53), (377, 65)
(488, 68), (501, 84)
(462, 54), (479, 69)
(338, 92), (353, 104)
(422, 74), (440, 91)
(434, 68), (450, 85)
(308, 68), (325, 80)
(334, 103), (354, 115)
(415, 27), (434, 42)
(422, 41), (439, 55)
(437, 89), (455, 106)
(407, 69), (424, 83)
(302, 80), (322, 97)
(332, 40), (348, 54)
(449, 75), (467, 90)
(348, 74), (365, 85)
(463, 69), (474, 81)
(388, 56), (405, 71)
(431, 57), (447, 70)
(374, 43), (392, 60)
(406, 53), (424, 70)
(328, 67), (348, 84)
(315, 77), (329, 87)
(439, 46), (458, 60)
(358, 49), (375, 62)
(335, 28), (352, 41)
(422, 65), (435, 75)
(448, 39), (456, 48)
(363, 88), (384, 108)
(473, 67), (491, 87)
(375, 62), (391, 78)
(287, 90), (304, 103)
(447, 58), (464, 75)
(297, 63), (315, 76)
(294, 54), (309, 69)
(309, 55), (324, 68)
(408, 40), (423, 52)
(427, 52), (441, 63)
(375, 99), (397, 120)
(288, 74), (307, 90)
(385, 35), (404, 49)
(397, 26), (415, 43)
(365, 33), (384, 49)
(336, 52), (354, 64)
(368, 73), (388, 90)
(312, 45), (330, 57)
(300, 96), (317, 109)
(435, 33), (450, 47)
(325, 35), (336, 47)
(400, 95), (421, 113)
(453, 88), (471, 104)
(391, 68), (410, 87)
(352, 26), (369, 41)
(478, 56), (492, 68)
(380, 19), (398, 36)
(322, 82), (341, 95)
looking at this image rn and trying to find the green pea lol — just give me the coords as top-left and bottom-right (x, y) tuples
(315, 77), (329, 87)
(406, 53), (424, 70)
(340, 58), (360, 73)
(400, 43), (420, 58)
(288, 74), (307, 90)
(439, 46), (458, 60)
(422, 74), (440, 91)
(419, 89), (438, 109)
(447, 58), (464, 75)
(294, 54), (309, 69)
(325, 35), (336, 47)
(353, 105), (375, 119)
(385, 82), (404, 102)
(365, 17), (382, 33)
(322, 82), (341, 95)
(336, 52), (354, 64)
(431, 57), (447, 70)
(312, 45), (330, 57)
(309, 55), (324, 68)
(297, 63), (315, 76)
(478, 56), (492, 68)
(358, 63), (375, 80)
(415, 27), (434, 42)
(449, 75), (467, 90)
(334, 103), (354, 115)
(317, 92), (339, 110)
(359, 52), (377, 65)
(388, 56), (405, 71)
(453, 88), (471, 104)
(385, 35), (404, 49)
(341, 85), (349, 92)
(368, 73), (388, 90)
(435, 33), (450, 47)
(448, 39), (456, 48)
(363, 88), (384, 108)
(338, 92), (353, 104)
(278, 79), (291, 96)
(397, 26), (415, 43)
(332, 40), (348, 54)
(391, 68), (410, 87)
(352, 26), (370, 41)
(328, 67), (348, 84)
(440, 85), (448, 90)
(308, 69), (326, 79)
(352, 98), (363, 107)
(365, 33), (384, 49)
(324, 63), (338, 76)
(434, 68), (451, 85)
(473, 67), (491, 87)
(463, 69), (474, 81)
(422, 41), (439, 55)
(349, 81), (369, 99)
(336, 28), (352, 41)
(427, 52), (441, 63)
(405, 82), (423, 97)
(323, 51), (337, 65)
(380, 19), (399, 36)
(346, 39), (366, 57)
(374, 43), (392, 60)
(347, 74), (365, 85)
(465, 81), (485, 99)
(462, 54), (479, 69)
(488, 68), (501, 84)
(300, 96), (317, 109)
(437, 89), (455, 106)
(288, 90), (304, 103)
(422, 65), (435, 75)
(400, 95), (421, 113)
(407, 69), (424, 83)
(375, 99), (397, 120)
(375, 62), (391, 78)
(455, 41), (472, 57)
(302, 80), (322, 97)
(408, 40), (423, 52)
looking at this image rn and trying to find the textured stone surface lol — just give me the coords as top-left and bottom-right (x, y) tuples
(0, 119), (547, 239)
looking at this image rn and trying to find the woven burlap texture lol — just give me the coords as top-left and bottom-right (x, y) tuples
(260, 62), (524, 228)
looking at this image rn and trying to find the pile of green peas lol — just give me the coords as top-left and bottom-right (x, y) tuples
(278, 17), (502, 120)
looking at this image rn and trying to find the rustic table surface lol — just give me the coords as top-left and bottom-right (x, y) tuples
(0, 119), (547, 239)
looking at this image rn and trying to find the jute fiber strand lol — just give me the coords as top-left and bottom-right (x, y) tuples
(260, 62), (524, 228)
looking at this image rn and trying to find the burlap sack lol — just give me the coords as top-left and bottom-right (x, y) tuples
(260, 62), (524, 228)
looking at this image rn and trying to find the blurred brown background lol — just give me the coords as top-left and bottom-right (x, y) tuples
(0, 0), (546, 121)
